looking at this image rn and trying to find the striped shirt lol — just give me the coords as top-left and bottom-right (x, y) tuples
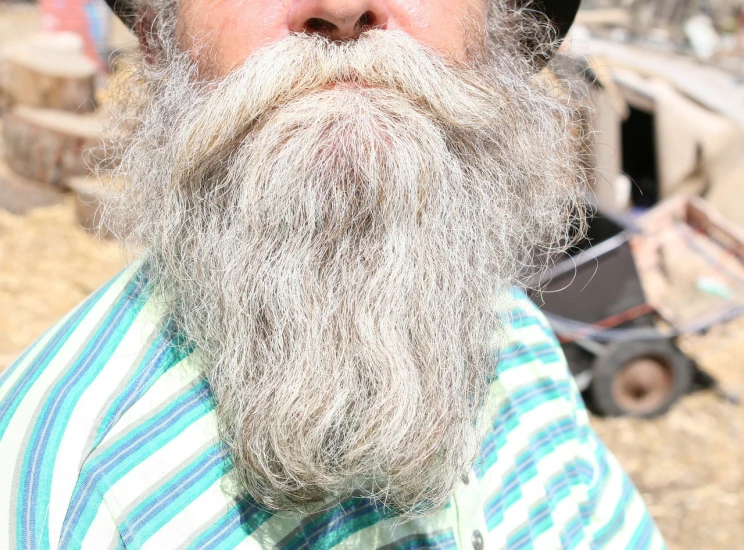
(0, 260), (665, 549)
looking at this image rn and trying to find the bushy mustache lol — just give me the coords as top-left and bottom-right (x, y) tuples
(101, 23), (587, 518)
(158, 31), (522, 184)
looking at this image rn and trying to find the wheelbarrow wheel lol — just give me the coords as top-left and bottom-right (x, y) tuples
(590, 340), (693, 418)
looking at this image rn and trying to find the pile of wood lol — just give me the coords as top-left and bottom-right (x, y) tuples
(0, 31), (106, 231)
(580, 0), (743, 36)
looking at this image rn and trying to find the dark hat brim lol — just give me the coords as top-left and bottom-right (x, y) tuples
(535, 0), (581, 41)
(106, 0), (136, 29)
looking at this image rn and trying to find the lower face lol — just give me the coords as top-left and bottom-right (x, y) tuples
(111, 0), (585, 517)
(175, 0), (489, 76)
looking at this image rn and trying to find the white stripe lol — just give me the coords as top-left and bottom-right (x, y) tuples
(0, 324), (57, 403)
(0, 274), (129, 550)
(142, 474), (243, 550)
(97, 351), (203, 448)
(48, 307), (159, 548)
(345, 505), (457, 548)
(585, 439), (630, 545)
(104, 412), (219, 519)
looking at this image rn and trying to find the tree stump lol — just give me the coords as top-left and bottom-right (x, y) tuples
(66, 175), (114, 238)
(3, 35), (97, 113)
(0, 159), (64, 215)
(3, 105), (102, 189)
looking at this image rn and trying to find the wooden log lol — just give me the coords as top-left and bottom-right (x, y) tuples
(65, 175), (114, 238)
(3, 105), (102, 189)
(3, 34), (97, 113)
(0, 159), (64, 215)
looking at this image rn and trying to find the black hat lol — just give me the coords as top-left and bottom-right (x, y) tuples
(105, 0), (581, 52)
(535, 0), (582, 42)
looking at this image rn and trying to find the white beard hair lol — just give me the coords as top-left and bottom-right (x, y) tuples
(101, 27), (587, 517)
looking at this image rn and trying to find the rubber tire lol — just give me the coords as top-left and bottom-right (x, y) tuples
(590, 340), (694, 418)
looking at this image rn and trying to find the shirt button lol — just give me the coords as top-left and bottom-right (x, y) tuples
(472, 530), (484, 550)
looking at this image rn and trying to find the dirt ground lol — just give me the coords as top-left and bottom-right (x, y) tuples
(2, 198), (743, 550)
(0, 199), (125, 367)
(1, 4), (743, 549)
(593, 326), (744, 550)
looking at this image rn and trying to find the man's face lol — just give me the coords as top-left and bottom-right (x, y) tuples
(106, 0), (584, 518)
(176, 0), (488, 75)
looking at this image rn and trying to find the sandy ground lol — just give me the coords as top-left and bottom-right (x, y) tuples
(0, 199), (125, 368)
(1, 197), (742, 550)
(593, 323), (744, 550)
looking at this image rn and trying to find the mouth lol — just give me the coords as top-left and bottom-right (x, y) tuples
(321, 80), (374, 91)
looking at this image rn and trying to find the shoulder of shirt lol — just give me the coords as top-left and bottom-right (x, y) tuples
(474, 285), (585, 444)
(1, 257), (155, 398)
(0, 276), (568, 449)
(0, 259), (212, 549)
(498, 285), (571, 382)
(0, 256), (181, 460)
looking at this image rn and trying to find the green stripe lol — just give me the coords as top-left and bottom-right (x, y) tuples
(16, 277), (148, 550)
(60, 380), (213, 547)
(120, 443), (227, 546)
(281, 500), (394, 550)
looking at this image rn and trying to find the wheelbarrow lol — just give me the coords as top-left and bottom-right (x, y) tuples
(529, 196), (744, 418)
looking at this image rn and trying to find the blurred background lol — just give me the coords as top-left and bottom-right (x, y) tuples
(0, 0), (742, 548)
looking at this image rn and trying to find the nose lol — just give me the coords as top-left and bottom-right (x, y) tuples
(289, 0), (390, 40)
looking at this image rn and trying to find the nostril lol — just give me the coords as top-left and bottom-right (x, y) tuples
(305, 18), (337, 34)
(295, 8), (387, 39)
(357, 11), (374, 29)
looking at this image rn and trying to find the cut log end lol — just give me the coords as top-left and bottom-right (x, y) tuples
(2, 106), (102, 189)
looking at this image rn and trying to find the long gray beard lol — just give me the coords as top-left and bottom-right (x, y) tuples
(102, 28), (586, 517)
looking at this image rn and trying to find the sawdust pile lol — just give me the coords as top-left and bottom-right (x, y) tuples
(592, 318), (744, 550)
(1, 199), (742, 549)
(0, 199), (125, 369)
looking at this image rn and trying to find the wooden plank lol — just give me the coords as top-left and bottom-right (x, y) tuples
(3, 37), (96, 112)
(568, 38), (744, 129)
(2, 105), (101, 188)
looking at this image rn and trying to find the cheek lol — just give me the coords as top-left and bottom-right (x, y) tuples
(176, 0), (488, 75)
(416, 0), (487, 60)
(177, 0), (294, 75)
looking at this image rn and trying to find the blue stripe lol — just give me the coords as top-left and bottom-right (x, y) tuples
(282, 499), (393, 550)
(627, 511), (656, 549)
(505, 458), (595, 548)
(559, 515), (586, 549)
(120, 443), (228, 547)
(90, 324), (191, 451)
(507, 310), (542, 331)
(0, 277), (117, 438)
(484, 416), (584, 530)
(484, 455), (534, 530)
(498, 341), (564, 373)
(509, 291), (556, 334)
(506, 523), (533, 550)
(475, 378), (574, 478)
(474, 399), (519, 478)
(186, 497), (274, 550)
(17, 277), (148, 549)
(383, 531), (458, 550)
(578, 447), (610, 526)
(590, 473), (635, 547)
(527, 500), (554, 538)
(59, 380), (213, 547)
